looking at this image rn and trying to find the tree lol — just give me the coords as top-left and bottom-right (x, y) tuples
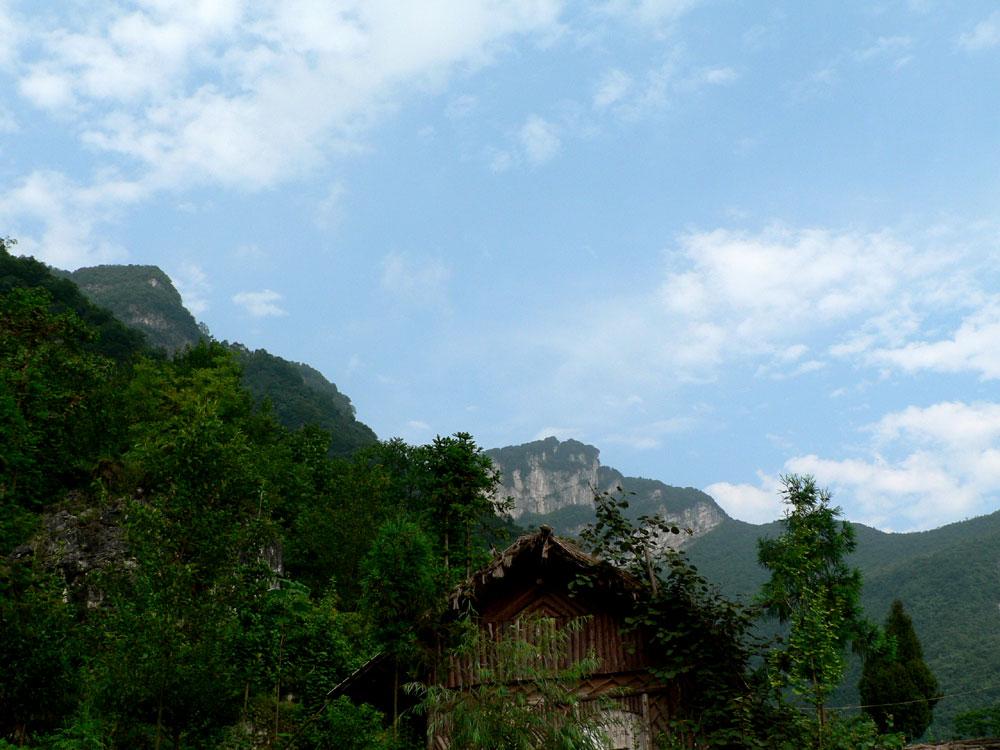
(953, 701), (1000, 739)
(417, 432), (508, 579)
(580, 488), (760, 747)
(757, 475), (866, 734)
(859, 600), (939, 740)
(0, 286), (114, 549)
(360, 517), (441, 738)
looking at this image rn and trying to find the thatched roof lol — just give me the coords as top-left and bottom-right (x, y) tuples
(449, 525), (639, 611)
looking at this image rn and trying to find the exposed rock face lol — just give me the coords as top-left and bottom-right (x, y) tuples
(486, 437), (728, 545)
(68, 264), (203, 353)
(10, 496), (130, 607)
(488, 437), (600, 517)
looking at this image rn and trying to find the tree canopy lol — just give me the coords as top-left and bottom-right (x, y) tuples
(859, 600), (939, 740)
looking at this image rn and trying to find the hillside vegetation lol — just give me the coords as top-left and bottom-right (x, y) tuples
(686, 514), (1000, 736)
(63, 262), (377, 456)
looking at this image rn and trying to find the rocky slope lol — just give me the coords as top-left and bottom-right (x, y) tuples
(68, 264), (203, 353)
(486, 437), (728, 545)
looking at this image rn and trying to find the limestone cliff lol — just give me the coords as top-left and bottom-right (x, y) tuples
(486, 437), (728, 545)
(487, 437), (601, 517)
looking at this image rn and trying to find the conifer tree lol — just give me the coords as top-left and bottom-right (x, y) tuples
(859, 599), (939, 740)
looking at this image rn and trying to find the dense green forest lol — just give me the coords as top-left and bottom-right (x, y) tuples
(1, 241), (990, 749)
(0, 242), (517, 748)
(686, 513), (1000, 736)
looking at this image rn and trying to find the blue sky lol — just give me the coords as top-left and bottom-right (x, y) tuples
(4, 1), (1000, 531)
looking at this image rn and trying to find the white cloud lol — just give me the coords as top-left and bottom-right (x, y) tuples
(705, 473), (784, 525)
(533, 426), (582, 441)
(855, 35), (913, 63)
(232, 288), (287, 318)
(315, 181), (347, 229)
(657, 228), (927, 363)
(18, 67), (75, 109)
(0, 1), (566, 264)
(489, 149), (514, 173)
(519, 114), (561, 165)
(445, 94), (478, 119)
(11, 1), (564, 192)
(709, 401), (1000, 529)
(170, 262), (211, 316)
(691, 66), (738, 86)
(870, 302), (1000, 379)
(0, 1), (22, 70)
(0, 109), (17, 133)
(871, 401), (1000, 451)
(602, 417), (696, 450)
(593, 68), (633, 110)
(407, 419), (430, 431)
(380, 251), (451, 303)
(0, 170), (145, 268)
(533, 224), (986, 403)
(726, 401), (1000, 531)
(959, 12), (1000, 51)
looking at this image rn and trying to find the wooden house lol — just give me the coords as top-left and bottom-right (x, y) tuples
(436, 525), (679, 749)
(332, 525), (680, 749)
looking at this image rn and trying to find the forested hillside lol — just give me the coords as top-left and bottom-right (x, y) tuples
(66, 264), (204, 353)
(686, 514), (1000, 736)
(0, 241), (511, 748)
(61, 263), (377, 456)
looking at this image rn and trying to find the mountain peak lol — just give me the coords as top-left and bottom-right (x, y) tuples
(69, 264), (201, 353)
(487, 436), (728, 545)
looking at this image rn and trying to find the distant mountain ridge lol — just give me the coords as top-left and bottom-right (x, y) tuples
(486, 437), (728, 545)
(685, 512), (1000, 736)
(64, 263), (377, 456)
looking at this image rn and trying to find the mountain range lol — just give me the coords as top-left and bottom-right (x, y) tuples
(37, 261), (1000, 737)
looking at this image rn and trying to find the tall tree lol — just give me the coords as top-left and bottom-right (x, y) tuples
(859, 600), (939, 740)
(418, 432), (507, 578)
(757, 475), (866, 734)
(360, 516), (440, 738)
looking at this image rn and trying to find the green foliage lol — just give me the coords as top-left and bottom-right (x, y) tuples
(67, 264), (203, 354)
(953, 701), (1000, 738)
(418, 432), (508, 578)
(757, 475), (867, 725)
(0, 239), (148, 362)
(684, 510), (1000, 735)
(0, 562), (80, 742)
(361, 517), (441, 738)
(0, 286), (116, 543)
(859, 600), (939, 740)
(818, 715), (905, 750)
(300, 697), (394, 750)
(418, 617), (610, 750)
(361, 518), (441, 662)
(232, 346), (377, 457)
(57, 260), (378, 454)
(580, 489), (759, 747)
